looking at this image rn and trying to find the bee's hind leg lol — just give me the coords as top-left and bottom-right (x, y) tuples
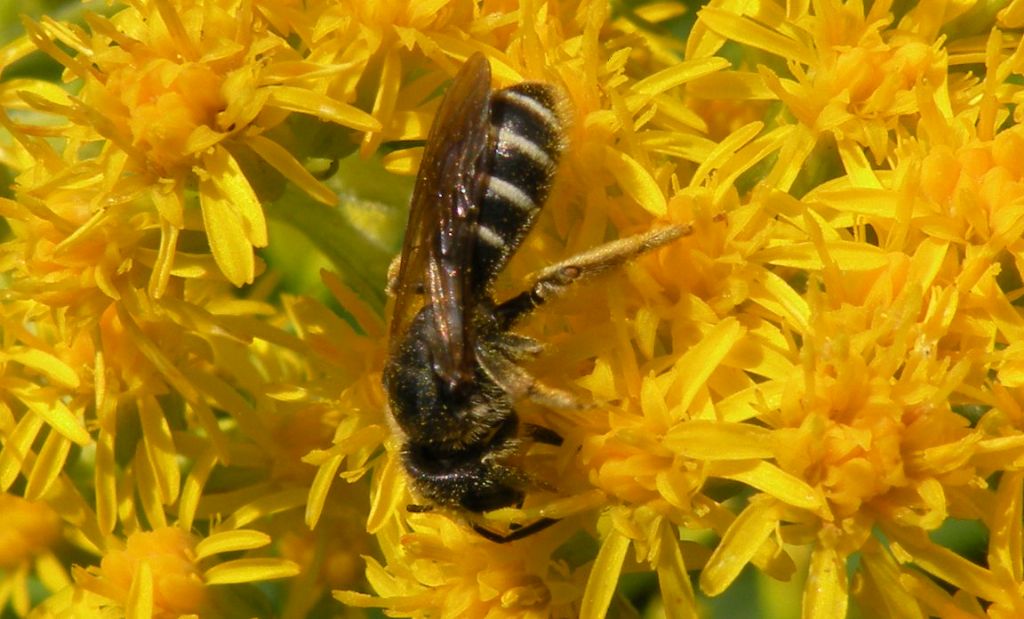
(495, 224), (691, 328)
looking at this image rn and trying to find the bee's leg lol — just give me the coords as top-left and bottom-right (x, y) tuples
(406, 503), (434, 513)
(523, 423), (563, 446)
(311, 158), (340, 180)
(473, 518), (559, 543)
(471, 452), (563, 543)
(496, 332), (544, 361)
(525, 381), (584, 410)
(495, 224), (692, 328)
(386, 255), (428, 297)
(386, 255), (402, 296)
(477, 347), (584, 410)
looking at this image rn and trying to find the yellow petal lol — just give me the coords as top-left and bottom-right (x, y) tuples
(366, 451), (405, 535)
(202, 146), (267, 247)
(717, 381), (785, 423)
(199, 147), (264, 286)
(747, 266), (811, 333)
(0, 413), (44, 489)
(306, 452), (342, 530)
(244, 134), (337, 206)
(672, 318), (745, 414)
(382, 147), (420, 175)
(383, 110), (430, 141)
(988, 471), (1022, 584)
(803, 544), (848, 619)
(664, 421), (774, 459)
(126, 560), (154, 619)
(715, 126), (791, 206)
(857, 540), (923, 619)
(11, 383), (90, 446)
(630, 57), (730, 97)
(4, 347), (79, 389)
(656, 524), (698, 619)
(804, 187), (903, 219)
(0, 36), (40, 77)
(221, 488), (307, 530)
(690, 121), (763, 190)
(755, 240), (889, 271)
(638, 131), (716, 165)
(699, 8), (816, 66)
(184, 125), (228, 155)
(265, 86), (381, 132)
(34, 550), (71, 592)
(360, 48), (401, 157)
(25, 431), (71, 500)
(134, 448), (167, 529)
(887, 527), (1007, 605)
(604, 147), (666, 216)
(200, 190), (252, 286)
(178, 448), (217, 533)
(139, 395), (179, 505)
(764, 124), (816, 191)
(836, 138), (882, 188)
(700, 497), (779, 595)
(580, 527), (631, 619)
(204, 558), (300, 584)
(687, 70), (776, 100)
(333, 590), (386, 608)
(95, 431), (117, 534)
(195, 530), (271, 559)
(709, 460), (825, 513)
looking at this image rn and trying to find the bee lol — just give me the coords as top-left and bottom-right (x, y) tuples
(383, 53), (692, 543)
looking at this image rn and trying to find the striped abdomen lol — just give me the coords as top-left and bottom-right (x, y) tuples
(471, 83), (563, 292)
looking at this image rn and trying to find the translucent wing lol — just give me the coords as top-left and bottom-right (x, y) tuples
(389, 52), (492, 392)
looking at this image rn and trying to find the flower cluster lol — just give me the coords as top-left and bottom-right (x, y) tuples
(2, 0), (1024, 617)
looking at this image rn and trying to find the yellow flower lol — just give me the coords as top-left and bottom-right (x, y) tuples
(337, 513), (580, 618)
(73, 528), (207, 618)
(66, 526), (298, 618)
(13, 0), (378, 288)
(691, 0), (950, 174)
(663, 1), (1024, 615)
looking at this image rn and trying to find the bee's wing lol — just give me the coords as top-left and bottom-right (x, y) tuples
(389, 52), (492, 390)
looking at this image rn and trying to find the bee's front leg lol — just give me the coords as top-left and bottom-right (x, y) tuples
(386, 255), (402, 296)
(476, 346), (584, 410)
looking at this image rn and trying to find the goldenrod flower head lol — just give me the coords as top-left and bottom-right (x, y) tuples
(337, 513), (579, 618)
(916, 126), (1024, 246)
(778, 276), (975, 526)
(10, 0), (377, 288)
(74, 527), (207, 618)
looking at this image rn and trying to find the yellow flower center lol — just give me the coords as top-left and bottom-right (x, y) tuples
(98, 527), (207, 617)
(103, 59), (226, 173)
(920, 127), (1024, 234)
